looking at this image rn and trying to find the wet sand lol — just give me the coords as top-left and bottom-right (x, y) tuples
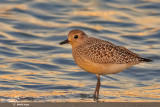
(1, 102), (160, 107)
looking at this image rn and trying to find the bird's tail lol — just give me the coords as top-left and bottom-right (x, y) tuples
(139, 57), (153, 62)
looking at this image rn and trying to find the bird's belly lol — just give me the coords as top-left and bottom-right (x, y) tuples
(74, 58), (130, 75)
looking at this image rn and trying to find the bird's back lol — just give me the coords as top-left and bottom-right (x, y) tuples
(73, 37), (151, 65)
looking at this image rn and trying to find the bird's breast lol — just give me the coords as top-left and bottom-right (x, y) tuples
(72, 48), (132, 75)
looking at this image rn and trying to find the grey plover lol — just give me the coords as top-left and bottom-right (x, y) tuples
(59, 29), (152, 101)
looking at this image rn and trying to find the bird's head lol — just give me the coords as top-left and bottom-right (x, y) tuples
(59, 29), (88, 47)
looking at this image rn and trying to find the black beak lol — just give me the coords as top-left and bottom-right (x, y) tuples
(59, 39), (69, 45)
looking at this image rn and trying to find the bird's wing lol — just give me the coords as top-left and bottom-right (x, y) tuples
(80, 38), (140, 64)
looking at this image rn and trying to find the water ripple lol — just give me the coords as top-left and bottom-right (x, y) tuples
(0, 0), (159, 102)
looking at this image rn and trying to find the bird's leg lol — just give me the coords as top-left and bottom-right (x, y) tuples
(93, 78), (98, 99)
(96, 74), (101, 100)
(93, 74), (101, 101)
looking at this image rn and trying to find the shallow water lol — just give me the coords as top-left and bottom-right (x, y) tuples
(0, 0), (160, 102)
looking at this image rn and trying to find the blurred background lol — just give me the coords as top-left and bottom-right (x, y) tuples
(0, 0), (160, 102)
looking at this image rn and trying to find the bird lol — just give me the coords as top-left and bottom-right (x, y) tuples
(59, 29), (152, 101)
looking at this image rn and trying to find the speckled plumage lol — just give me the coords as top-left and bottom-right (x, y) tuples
(59, 29), (152, 101)
(73, 37), (141, 64)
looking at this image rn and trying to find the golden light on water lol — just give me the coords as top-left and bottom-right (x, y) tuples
(0, 0), (159, 102)
(0, 83), (159, 102)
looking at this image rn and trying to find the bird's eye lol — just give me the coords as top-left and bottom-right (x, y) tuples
(74, 35), (78, 39)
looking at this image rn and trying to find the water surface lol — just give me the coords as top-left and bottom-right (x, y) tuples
(0, 0), (160, 102)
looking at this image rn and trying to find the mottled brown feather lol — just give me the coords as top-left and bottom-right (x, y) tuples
(73, 37), (140, 64)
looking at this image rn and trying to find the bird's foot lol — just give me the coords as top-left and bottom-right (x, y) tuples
(93, 94), (99, 101)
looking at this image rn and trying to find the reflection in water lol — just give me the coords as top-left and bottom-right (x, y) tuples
(0, 0), (160, 102)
